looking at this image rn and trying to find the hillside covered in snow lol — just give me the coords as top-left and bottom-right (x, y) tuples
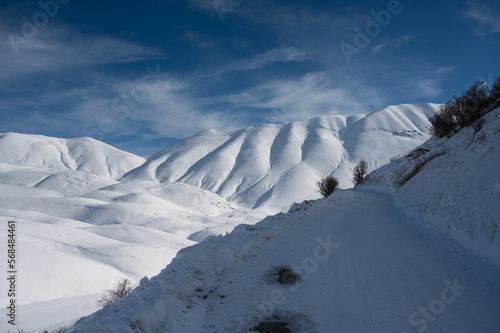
(0, 138), (264, 332)
(123, 103), (439, 212)
(65, 107), (500, 332)
(0, 133), (145, 179)
(365, 105), (500, 262)
(0, 103), (440, 331)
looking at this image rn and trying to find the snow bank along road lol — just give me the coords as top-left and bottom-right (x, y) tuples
(68, 189), (500, 332)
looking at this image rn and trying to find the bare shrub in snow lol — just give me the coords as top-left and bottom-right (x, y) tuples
(352, 159), (369, 185)
(316, 176), (338, 198)
(98, 278), (133, 307)
(429, 79), (497, 138)
(472, 118), (485, 142)
(429, 105), (457, 138)
(490, 75), (500, 99)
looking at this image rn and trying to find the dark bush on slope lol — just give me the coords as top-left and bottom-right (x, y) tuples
(491, 75), (500, 99)
(98, 278), (133, 307)
(429, 76), (500, 138)
(353, 159), (369, 185)
(317, 176), (338, 198)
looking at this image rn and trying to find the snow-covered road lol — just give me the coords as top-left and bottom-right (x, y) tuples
(310, 192), (500, 332)
(68, 190), (500, 332)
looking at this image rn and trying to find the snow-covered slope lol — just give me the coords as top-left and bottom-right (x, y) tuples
(364, 106), (500, 263)
(63, 107), (500, 333)
(66, 191), (500, 333)
(0, 183), (262, 331)
(0, 133), (145, 179)
(0, 157), (263, 332)
(123, 103), (440, 212)
(0, 102), (443, 331)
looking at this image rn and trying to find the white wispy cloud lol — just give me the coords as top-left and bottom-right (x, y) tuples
(414, 79), (443, 98)
(0, 19), (162, 81)
(372, 35), (415, 54)
(222, 72), (385, 122)
(213, 46), (309, 75)
(62, 74), (246, 141)
(465, 2), (500, 35)
(437, 66), (455, 75)
(184, 0), (361, 48)
(0, 0), (460, 151)
(58, 69), (385, 142)
(181, 31), (217, 48)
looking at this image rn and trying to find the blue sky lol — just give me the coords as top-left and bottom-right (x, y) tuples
(1, 0), (499, 155)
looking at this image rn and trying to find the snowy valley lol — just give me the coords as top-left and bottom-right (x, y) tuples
(1, 102), (499, 332)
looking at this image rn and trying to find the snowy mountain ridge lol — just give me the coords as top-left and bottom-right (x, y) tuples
(0, 103), (440, 213)
(126, 102), (440, 212)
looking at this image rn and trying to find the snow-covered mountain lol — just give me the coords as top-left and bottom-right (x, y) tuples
(123, 103), (440, 212)
(65, 106), (500, 333)
(0, 137), (264, 332)
(1, 103), (439, 213)
(0, 133), (145, 179)
(0, 102), (443, 331)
